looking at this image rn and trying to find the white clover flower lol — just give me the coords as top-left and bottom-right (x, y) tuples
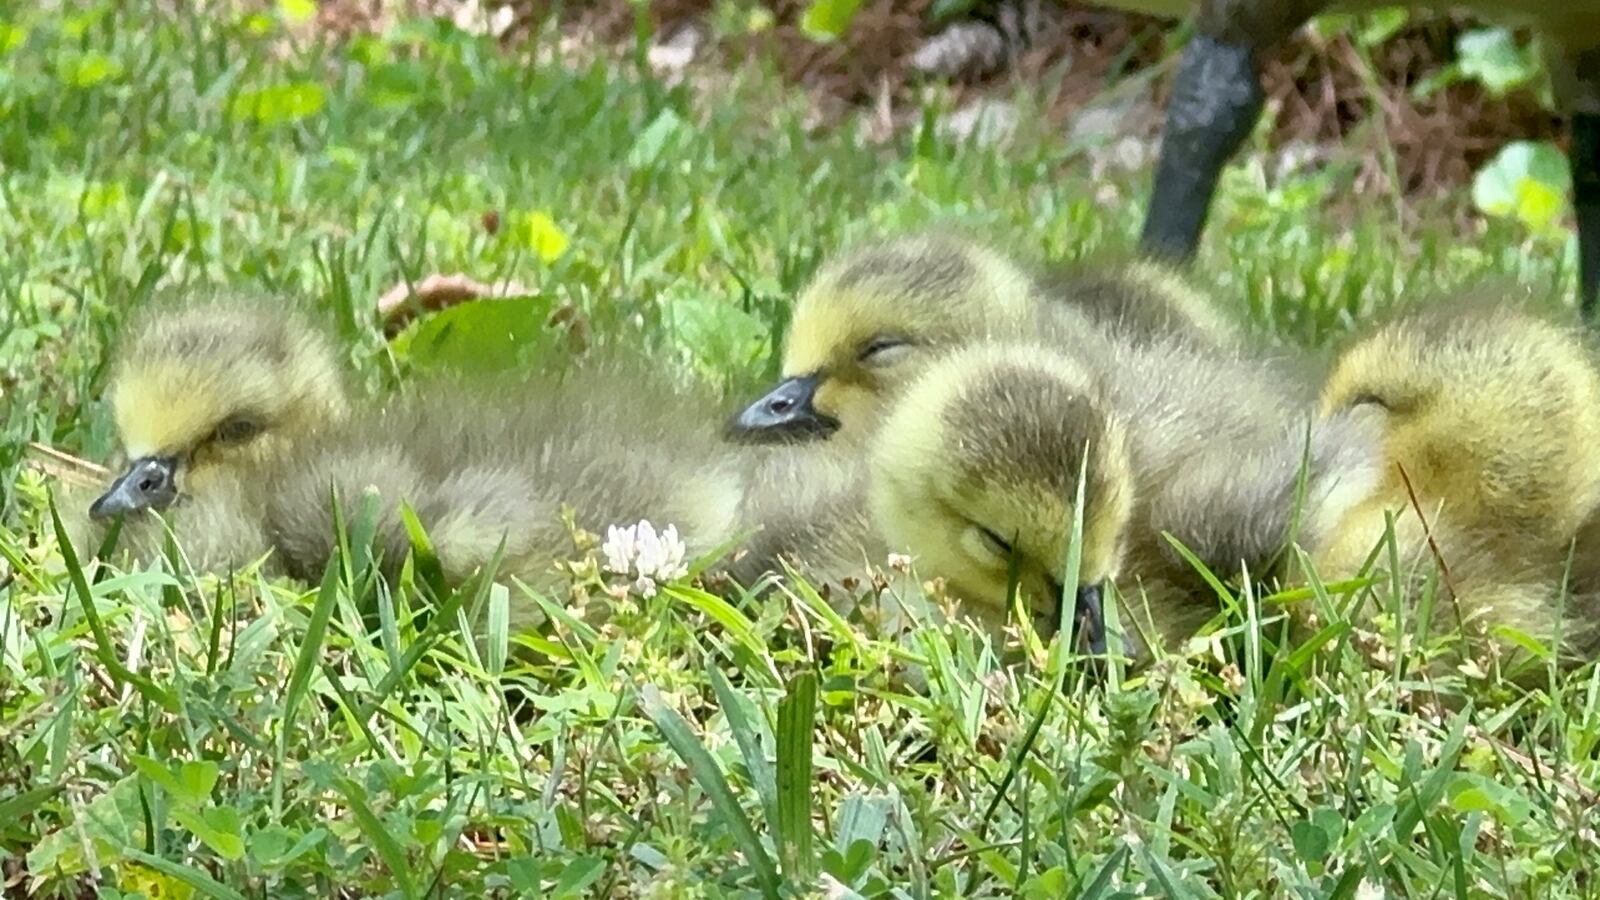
(602, 524), (637, 575)
(601, 520), (688, 598)
(1354, 879), (1385, 900)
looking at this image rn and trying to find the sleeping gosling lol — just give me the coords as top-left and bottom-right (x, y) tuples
(1314, 293), (1600, 664)
(869, 339), (1377, 658)
(728, 231), (1249, 444)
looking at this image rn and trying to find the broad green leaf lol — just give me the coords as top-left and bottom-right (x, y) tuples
(123, 847), (249, 900)
(1457, 27), (1539, 95)
(801, 0), (863, 41)
(1290, 818), (1331, 863)
(229, 81), (327, 125)
(171, 805), (246, 861)
(130, 756), (218, 807)
(401, 293), (568, 373)
(58, 51), (123, 87)
(0, 23), (27, 54)
(552, 856), (606, 898)
(27, 775), (147, 878)
(1472, 141), (1571, 237)
(278, 0), (316, 24)
(666, 291), (768, 377)
(365, 62), (429, 109)
(525, 211), (571, 263)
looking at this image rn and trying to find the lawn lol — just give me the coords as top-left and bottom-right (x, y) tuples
(1, 4), (1595, 897)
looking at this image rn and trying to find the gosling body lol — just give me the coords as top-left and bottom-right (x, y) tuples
(731, 231), (1251, 443)
(1314, 293), (1600, 664)
(870, 337), (1375, 657)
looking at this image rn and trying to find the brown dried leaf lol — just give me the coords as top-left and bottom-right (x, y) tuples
(377, 272), (533, 337)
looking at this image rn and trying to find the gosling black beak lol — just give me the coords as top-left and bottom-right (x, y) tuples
(726, 374), (840, 443)
(1073, 582), (1108, 656)
(90, 456), (179, 520)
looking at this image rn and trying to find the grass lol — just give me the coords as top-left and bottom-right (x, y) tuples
(1, 3), (1596, 897)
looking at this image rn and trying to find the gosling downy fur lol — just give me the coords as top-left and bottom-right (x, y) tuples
(265, 362), (744, 607)
(80, 298), (746, 616)
(870, 337), (1377, 658)
(1314, 292), (1600, 664)
(719, 441), (887, 597)
(730, 231), (1254, 444)
(1039, 256), (1244, 350)
(70, 294), (349, 570)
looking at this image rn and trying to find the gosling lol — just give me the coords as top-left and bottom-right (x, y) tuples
(870, 340), (1377, 658)
(1314, 292), (1600, 665)
(729, 231), (1249, 444)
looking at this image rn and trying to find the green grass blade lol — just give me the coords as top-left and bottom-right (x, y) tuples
(121, 848), (249, 900)
(47, 491), (177, 713)
(708, 666), (780, 828)
(775, 670), (817, 882)
(640, 684), (782, 898)
(331, 774), (422, 900)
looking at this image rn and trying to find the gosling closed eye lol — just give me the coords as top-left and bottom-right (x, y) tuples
(977, 525), (1013, 557)
(213, 418), (264, 443)
(858, 337), (912, 366)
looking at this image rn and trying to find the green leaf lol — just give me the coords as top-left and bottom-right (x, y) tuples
(776, 672), (817, 881)
(123, 847), (249, 900)
(1393, 708), (1471, 843)
(0, 23), (28, 54)
(666, 292), (769, 378)
(28, 775), (148, 879)
(800, 0), (863, 42)
(1456, 27), (1539, 95)
(58, 51), (124, 87)
(277, 560), (340, 816)
(708, 666), (780, 827)
(365, 62), (429, 109)
(229, 81), (327, 125)
(552, 856), (606, 898)
(171, 805), (246, 861)
(627, 108), (686, 172)
(130, 756), (218, 807)
(523, 211), (572, 263)
(1290, 818), (1330, 863)
(179, 761), (221, 804)
(664, 584), (767, 661)
(331, 775), (420, 900)
(0, 785), (63, 823)
(249, 825), (327, 869)
(1471, 141), (1571, 237)
(277, 0), (316, 24)
(640, 684), (782, 899)
(402, 293), (568, 373)
(1448, 773), (1535, 825)
(48, 493), (178, 713)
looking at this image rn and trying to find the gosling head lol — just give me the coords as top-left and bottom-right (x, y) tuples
(1319, 296), (1600, 538)
(730, 233), (1040, 443)
(90, 297), (349, 521)
(868, 343), (1136, 646)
